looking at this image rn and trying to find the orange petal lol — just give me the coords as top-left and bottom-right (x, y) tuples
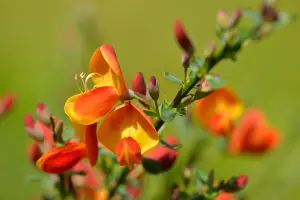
(89, 44), (127, 98)
(36, 142), (86, 174)
(64, 86), (119, 125)
(85, 123), (98, 166)
(116, 137), (142, 169)
(97, 102), (159, 154)
(195, 87), (243, 129)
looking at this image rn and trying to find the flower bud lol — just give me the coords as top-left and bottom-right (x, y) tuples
(174, 20), (195, 54)
(203, 40), (217, 59)
(36, 141), (86, 174)
(116, 137), (142, 169)
(181, 51), (191, 69)
(148, 76), (159, 101)
(132, 72), (147, 95)
(235, 174), (248, 189)
(180, 94), (194, 107)
(144, 135), (179, 172)
(24, 114), (44, 142)
(0, 93), (15, 116)
(171, 184), (180, 200)
(231, 9), (242, 28)
(261, 0), (278, 22)
(36, 102), (52, 125)
(27, 142), (43, 163)
(216, 9), (230, 30)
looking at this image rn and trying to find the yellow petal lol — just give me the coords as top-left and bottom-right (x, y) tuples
(97, 102), (159, 154)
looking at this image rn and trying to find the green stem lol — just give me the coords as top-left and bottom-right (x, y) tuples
(108, 167), (130, 198)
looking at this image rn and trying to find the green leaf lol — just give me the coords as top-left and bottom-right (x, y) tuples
(194, 90), (212, 100)
(142, 158), (161, 174)
(160, 107), (177, 122)
(163, 72), (183, 85)
(143, 110), (160, 118)
(178, 192), (190, 199)
(160, 138), (182, 150)
(242, 9), (263, 23)
(275, 12), (297, 28)
(207, 169), (215, 189)
(158, 100), (169, 115)
(205, 74), (225, 89)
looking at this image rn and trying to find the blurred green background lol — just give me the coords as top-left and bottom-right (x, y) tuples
(0, 0), (299, 199)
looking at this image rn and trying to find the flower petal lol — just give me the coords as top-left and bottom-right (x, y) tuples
(64, 86), (119, 125)
(89, 44), (127, 98)
(116, 137), (142, 169)
(85, 123), (98, 166)
(97, 102), (159, 154)
(36, 142), (86, 174)
(195, 87), (243, 129)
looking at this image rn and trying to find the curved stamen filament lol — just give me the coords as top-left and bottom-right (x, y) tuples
(85, 73), (102, 89)
(74, 74), (83, 93)
(74, 72), (102, 93)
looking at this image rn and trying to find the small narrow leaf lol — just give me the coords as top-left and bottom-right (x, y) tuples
(194, 90), (212, 100)
(275, 12), (297, 28)
(160, 138), (182, 150)
(160, 107), (177, 122)
(205, 74), (226, 89)
(242, 9), (263, 23)
(142, 158), (161, 174)
(143, 110), (160, 118)
(207, 169), (215, 188)
(163, 72), (183, 85)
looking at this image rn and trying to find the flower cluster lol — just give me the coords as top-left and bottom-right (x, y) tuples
(21, 0), (295, 199)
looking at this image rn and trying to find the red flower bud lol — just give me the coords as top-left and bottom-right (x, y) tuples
(27, 142), (43, 163)
(174, 20), (194, 54)
(36, 141), (86, 174)
(132, 72), (147, 95)
(116, 137), (142, 169)
(236, 174), (248, 189)
(144, 135), (179, 172)
(0, 93), (15, 116)
(261, 0), (278, 22)
(148, 76), (159, 101)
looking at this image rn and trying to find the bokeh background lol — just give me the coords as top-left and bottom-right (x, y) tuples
(0, 0), (299, 199)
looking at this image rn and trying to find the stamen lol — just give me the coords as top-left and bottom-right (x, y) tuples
(74, 74), (83, 93)
(84, 73), (102, 89)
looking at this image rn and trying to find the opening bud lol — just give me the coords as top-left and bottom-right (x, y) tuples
(216, 9), (230, 30)
(36, 102), (52, 125)
(116, 137), (142, 169)
(203, 40), (217, 59)
(24, 114), (44, 142)
(148, 76), (159, 101)
(132, 72), (147, 95)
(181, 51), (191, 69)
(174, 19), (195, 55)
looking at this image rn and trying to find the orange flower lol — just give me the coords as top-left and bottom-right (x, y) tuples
(144, 135), (179, 172)
(64, 44), (127, 125)
(98, 102), (159, 168)
(195, 87), (243, 135)
(215, 191), (235, 200)
(228, 108), (279, 154)
(64, 44), (127, 166)
(36, 141), (86, 173)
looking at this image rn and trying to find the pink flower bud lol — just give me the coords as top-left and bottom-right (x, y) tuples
(36, 102), (52, 124)
(148, 76), (159, 101)
(261, 0), (278, 22)
(231, 9), (242, 27)
(24, 114), (44, 142)
(174, 20), (194, 54)
(204, 40), (217, 58)
(217, 9), (230, 30)
(132, 72), (147, 95)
